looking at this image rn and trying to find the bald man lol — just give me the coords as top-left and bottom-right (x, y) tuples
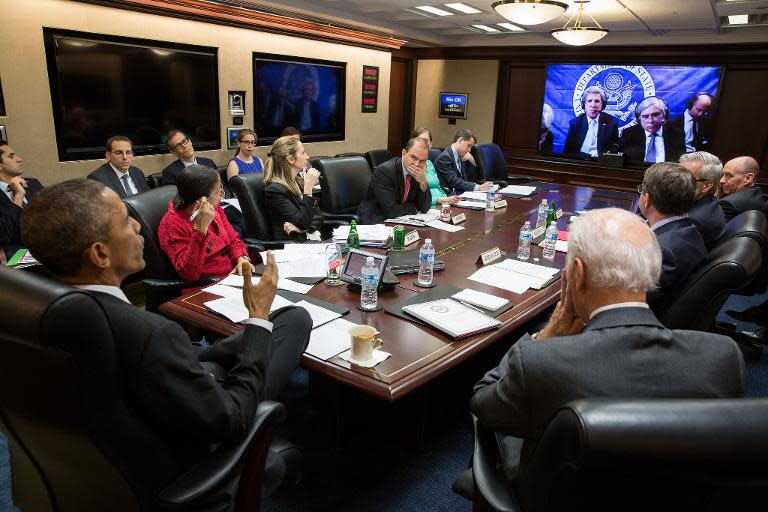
(717, 156), (765, 222)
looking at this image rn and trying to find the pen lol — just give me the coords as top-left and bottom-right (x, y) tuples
(188, 208), (200, 222)
(456, 299), (486, 314)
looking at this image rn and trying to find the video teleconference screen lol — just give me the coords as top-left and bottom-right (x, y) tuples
(253, 53), (345, 145)
(540, 64), (722, 164)
(44, 29), (220, 161)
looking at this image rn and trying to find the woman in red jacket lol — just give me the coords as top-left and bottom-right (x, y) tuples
(159, 164), (254, 281)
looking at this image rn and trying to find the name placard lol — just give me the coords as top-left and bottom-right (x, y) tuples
(404, 230), (420, 246)
(531, 226), (545, 239)
(477, 246), (503, 266)
(451, 212), (467, 224)
(494, 199), (507, 209)
(556, 208), (563, 219)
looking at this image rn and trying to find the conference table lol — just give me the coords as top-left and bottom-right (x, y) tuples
(160, 183), (638, 403)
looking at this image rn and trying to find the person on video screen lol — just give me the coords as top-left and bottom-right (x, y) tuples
(563, 86), (619, 158)
(620, 96), (684, 164)
(669, 92), (714, 153)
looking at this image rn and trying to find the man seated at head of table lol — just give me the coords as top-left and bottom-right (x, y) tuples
(20, 178), (311, 507)
(356, 137), (432, 224)
(434, 128), (494, 195)
(678, 151), (726, 249)
(87, 135), (149, 198)
(468, 207), (744, 487)
(410, 127), (460, 208)
(716, 156), (765, 222)
(638, 162), (708, 312)
(158, 164), (253, 283)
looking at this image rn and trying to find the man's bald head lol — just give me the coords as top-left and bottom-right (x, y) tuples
(720, 156), (760, 196)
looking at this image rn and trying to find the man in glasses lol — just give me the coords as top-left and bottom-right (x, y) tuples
(87, 135), (149, 198)
(162, 129), (217, 186)
(619, 96), (685, 164)
(679, 151), (725, 249)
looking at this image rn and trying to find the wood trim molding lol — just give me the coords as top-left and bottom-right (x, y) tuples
(73, 0), (406, 51)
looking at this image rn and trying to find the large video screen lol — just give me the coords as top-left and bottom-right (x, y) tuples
(253, 53), (345, 145)
(44, 29), (220, 161)
(540, 64), (722, 164)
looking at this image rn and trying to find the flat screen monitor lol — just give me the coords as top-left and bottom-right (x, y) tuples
(539, 64), (723, 164)
(44, 29), (220, 161)
(439, 92), (468, 119)
(253, 53), (345, 145)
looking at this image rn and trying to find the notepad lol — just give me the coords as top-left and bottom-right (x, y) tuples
(452, 289), (510, 311)
(402, 298), (501, 339)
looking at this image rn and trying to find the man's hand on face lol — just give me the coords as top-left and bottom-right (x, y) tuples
(407, 163), (428, 190)
(536, 273), (585, 340)
(462, 151), (476, 166)
(8, 176), (27, 206)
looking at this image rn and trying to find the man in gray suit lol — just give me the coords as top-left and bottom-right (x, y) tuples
(470, 208), (744, 484)
(87, 135), (149, 198)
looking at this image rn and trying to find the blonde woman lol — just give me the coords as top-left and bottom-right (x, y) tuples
(264, 135), (323, 242)
(225, 129), (264, 181)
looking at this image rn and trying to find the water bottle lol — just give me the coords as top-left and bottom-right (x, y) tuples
(543, 223), (558, 261)
(347, 219), (360, 249)
(485, 190), (495, 212)
(517, 221), (532, 261)
(360, 256), (379, 310)
(536, 199), (548, 229)
(417, 238), (435, 286)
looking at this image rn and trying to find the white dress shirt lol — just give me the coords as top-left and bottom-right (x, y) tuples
(580, 117), (599, 156)
(589, 301), (650, 320)
(650, 214), (688, 233)
(683, 110), (696, 153)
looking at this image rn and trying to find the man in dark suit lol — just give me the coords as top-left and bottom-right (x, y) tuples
(639, 162), (707, 312)
(294, 80), (320, 134)
(619, 96), (685, 164)
(679, 151), (725, 248)
(434, 128), (493, 195)
(20, 179), (311, 508)
(0, 141), (43, 260)
(717, 156), (764, 222)
(161, 129), (217, 186)
(468, 207), (743, 486)
(563, 86), (619, 157)
(356, 137), (432, 224)
(668, 92), (715, 153)
(87, 135), (149, 198)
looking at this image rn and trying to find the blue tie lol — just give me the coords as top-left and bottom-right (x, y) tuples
(645, 133), (658, 163)
(455, 155), (464, 179)
(121, 174), (133, 196)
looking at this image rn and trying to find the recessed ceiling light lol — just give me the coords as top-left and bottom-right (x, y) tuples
(728, 14), (749, 25)
(415, 5), (454, 16)
(444, 2), (482, 14)
(472, 24), (501, 32)
(497, 22), (525, 31)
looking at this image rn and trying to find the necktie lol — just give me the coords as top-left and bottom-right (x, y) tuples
(455, 156), (463, 179)
(693, 120), (699, 140)
(402, 174), (411, 203)
(645, 133), (658, 163)
(121, 174), (134, 196)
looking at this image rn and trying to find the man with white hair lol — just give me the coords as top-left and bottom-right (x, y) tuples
(469, 208), (744, 484)
(679, 151), (726, 248)
(563, 85), (619, 157)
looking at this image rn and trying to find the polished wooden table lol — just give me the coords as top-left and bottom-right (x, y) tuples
(160, 184), (638, 402)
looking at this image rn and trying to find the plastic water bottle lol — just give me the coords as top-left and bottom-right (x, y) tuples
(360, 256), (379, 310)
(543, 223), (558, 261)
(517, 221), (532, 261)
(485, 190), (495, 212)
(536, 199), (548, 229)
(417, 238), (435, 286)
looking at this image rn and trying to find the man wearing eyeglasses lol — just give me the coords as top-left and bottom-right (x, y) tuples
(87, 135), (149, 198)
(162, 130), (217, 186)
(619, 96), (685, 164)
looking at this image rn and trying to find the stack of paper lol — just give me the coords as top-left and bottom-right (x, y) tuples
(218, 274), (314, 294)
(452, 289), (509, 311)
(333, 224), (392, 247)
(468, 258), (559, 294)
(459, 191), (489, 202)
(455, 200), (486, 210)
(498, 185), (536, 196)
(384, 209), (441, 226)
(305, 318), (357, 360)
(402, 298), (501, 339)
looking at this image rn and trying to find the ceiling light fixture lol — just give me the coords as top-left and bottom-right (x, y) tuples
(444, 2), (482, 14)
(497, 22), (525, 31)
(492, 0), (568, 26)
(728, 14), (749, 25)
(473, 24), (501, 32)
(415, 5), (454, 16)
(551, 1), (608, 46)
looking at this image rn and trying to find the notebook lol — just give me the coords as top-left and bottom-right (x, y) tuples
(402, 298), (501, 339)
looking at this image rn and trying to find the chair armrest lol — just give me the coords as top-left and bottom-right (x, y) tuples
(243, 238), (296, 250)
(157, 401), (287, 509)
(471, 415), (521, 512)
(320, 212), (359, 228)
(492, 180), (508, 188)
(143, 277), (218, 290)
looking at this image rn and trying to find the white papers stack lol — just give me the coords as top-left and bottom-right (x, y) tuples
(385, 209), (441, 226)
(459, 191), (489, 202)
(498, 185), (536, 196)
(424, 219), (465, 232)
(258, 244), (329, 278)
(455, 200), (485, 210)
(305, 318), (357, 360)
(294, 300), (341, 328)
(452, 289), (510, 311)
(333, 224), (392, 247)
(468, 258), (559, 294)
(204, 294), (294, 323)
(219, 274), (314, 294)
(402, 298), (501, 339)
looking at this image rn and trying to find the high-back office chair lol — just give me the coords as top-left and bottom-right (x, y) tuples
(123, 186), (216, 312)
(472, 143), (531, 186)
(469, 398), (768, 512)
(716, 210), (768, 292)
(334, 152), (365, 159)
(228, 173), (287, 249)
(364, 149), (393, 171)
(428, 148), (442, 164)
(146, 172), (163, 189)
(313, 156), (370, 217)
(0, 267), (286, 512)
(658, 236), (761, 331)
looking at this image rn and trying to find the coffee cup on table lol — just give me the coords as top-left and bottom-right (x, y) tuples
(349, 325), (383, 361)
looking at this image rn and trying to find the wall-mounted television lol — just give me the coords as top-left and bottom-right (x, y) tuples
(540, 64), (723, 164)
(439, 92), (468, 119)
(253, 53), (345, 145)
(44, 28), (220, 162)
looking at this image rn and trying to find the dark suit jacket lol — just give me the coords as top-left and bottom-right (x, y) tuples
(619, 124), (685, 164)
(563, 112), (619, 156)
(668, 114), (714, 153)
(689, 194), (725, 249)
(265, 182), (323, 242)
(719, 186), (765, 222)
(647, 217), (708, 312)
(470, 306), (744, 479)
(88, 163), (149, 198)
(294, 99), (320, 133)
(0, 177), (43, 259)
(434, 146), (479, 195)
(161, 157), (217, 186)
(356, 157), (432, 225)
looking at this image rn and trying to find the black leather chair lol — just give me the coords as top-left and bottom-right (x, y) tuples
(334, 152), (365, 159)
(123, 186), (217, 312)
(472, 143), (531, 186)
(469, 398), (768, 512)
(365, 149), (393, 171)
(0, 267), (286, 512)
(313, 156), (369, 217)
(658, 236), (762, 330)
(146, 172), (163, 189)
(428, 148), (441, 164)
(229, 173), (288, 250)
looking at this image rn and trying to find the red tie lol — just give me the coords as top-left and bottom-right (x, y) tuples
(402, 174), (411, 203)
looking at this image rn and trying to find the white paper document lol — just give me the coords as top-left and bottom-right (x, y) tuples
(468, 266), (533, 294)
(459, 191), (488, 202)
(452, 289), (510, 311)
(455, 200), (485, 210)
(203, 284), (245, 300)
(294, 300), (341, 329)
(424, 219), (465, 232)
(262, 243), (330, 263)
(217, 274), (314, 294)
(276, 257), (327, 278)
(219, 198), (242, 212)
(305, 318), (357, 360)
(495, 258), (559, 283)
(402, 298), (500, 339)
(498, 185), (536, 196)
(203, 294), (294, 324)
(333, 224), (392, 246)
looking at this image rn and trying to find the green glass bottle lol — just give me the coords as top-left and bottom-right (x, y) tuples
(347, 219), (360, 249)
(546, 200), (557, 228)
